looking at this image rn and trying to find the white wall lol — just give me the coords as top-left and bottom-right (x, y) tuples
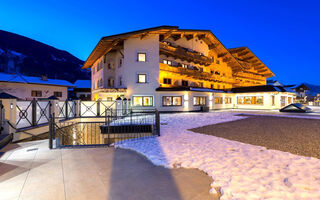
(123, 35), (160, 106)
(0, 82), (68, 100)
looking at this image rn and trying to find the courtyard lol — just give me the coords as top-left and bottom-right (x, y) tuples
(1, 111), (320, 199)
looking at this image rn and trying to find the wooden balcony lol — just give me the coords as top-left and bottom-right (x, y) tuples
(159, 63), (236, 84)
(233, 71), (265, 82)
(159, 42), (214, 66)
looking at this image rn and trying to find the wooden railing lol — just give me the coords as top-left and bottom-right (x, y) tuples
(159, 42), (214, 66)
(159, 63), (237, 84)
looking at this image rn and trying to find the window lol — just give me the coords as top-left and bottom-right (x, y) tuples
(216, 60), (220, 64)
(163, 59), (172, 66)
(103, 55), (107, 63)
(132, 96), (153, 107)
(237, 96), (264, 105)
(138, 74), (146, 83)
(54, 91), (62, 97)
(31, 90), (42, 97)
(182, 80), (188, 86)
(119, 76), (122, 86)
(193, 96), (206, 106)
(97, 61), (103, 71)
(92, 66), (95, 75)
(163, 78), (172, 85)
(137, 53), (146, 62)
(119, 59), (123, 68)
(210, 70), (214, 74)
(288, 97), (292, 104)
(162, 96), (182, 106)
(211, 84), (214, 89)
(215, 71), (220, 75)
(107, 97), (113, 101)
(225, 97), (232, 104)
(272, 96), (275, 106)
(107, 78), (114, 87)
(198, 82), (204, 87)
(182, 64), (188, 68)
(215, 97), (223, 104)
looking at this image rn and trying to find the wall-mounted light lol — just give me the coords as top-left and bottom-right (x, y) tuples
(10, 103), (13, 109)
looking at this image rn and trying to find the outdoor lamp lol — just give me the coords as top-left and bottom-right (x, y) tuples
(10, 103), (13, 109)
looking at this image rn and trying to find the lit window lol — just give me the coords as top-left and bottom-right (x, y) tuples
(163, 78), (172, 84)
(199, 82), (204, 87)
(237, 96), (264, 105)
(215, 97), (223, 104)
(138, 74), (146, 83)
(193, 96), (206, 106)
(225, 97), (232, 104)
(182, 64), (188, 68)
(31, 90), (42, 97)
(138, 53), (146, 62)
(163, 96), (182, 106)
(163, 59), (172, 66)
(132, 96), (153, 107)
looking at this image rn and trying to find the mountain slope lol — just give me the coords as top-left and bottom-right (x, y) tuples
(0, 30), (89, 82)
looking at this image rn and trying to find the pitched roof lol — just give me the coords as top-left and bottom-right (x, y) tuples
(74, 80), (91, 88)
(82, 26), (244, 72)
(228, 47), (274, 78)
(0, 73), (74, 87)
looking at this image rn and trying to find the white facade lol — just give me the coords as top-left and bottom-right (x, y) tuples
(90, 34), (296, 112)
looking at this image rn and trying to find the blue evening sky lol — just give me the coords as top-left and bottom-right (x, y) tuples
(0, 0), (319, 85)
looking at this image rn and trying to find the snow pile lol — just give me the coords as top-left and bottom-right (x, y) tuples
(115, 112), (320, 199)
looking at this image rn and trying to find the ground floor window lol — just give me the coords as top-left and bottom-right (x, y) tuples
(31, 90), (42, 97)
(225, 97), (232, 104)
(132, 96), (153, 107)
(237, 96), (264, 105)
(193, 96), (206, 106)
(162, 96), (182, 106)
(214, 97), (223, 104)
(288, 97), (292, 104)
(272, 95), (275, 106)
(54, 91), (62, 97)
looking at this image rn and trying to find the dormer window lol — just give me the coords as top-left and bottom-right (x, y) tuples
(137, 53), (146, 62)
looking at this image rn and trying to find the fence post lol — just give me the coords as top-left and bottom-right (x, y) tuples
(65, 100), (68, 119)
(97, 100), (101, 117)
(32, 99), (37, 126)
(49, 113), (53, 149)
(155, 109), (160, 136)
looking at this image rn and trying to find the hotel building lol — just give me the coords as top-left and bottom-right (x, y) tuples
(82, 26), (296, 111)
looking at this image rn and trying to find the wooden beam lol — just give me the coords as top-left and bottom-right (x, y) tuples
(197, 34), (206, 40)
(160, 30), (174, 41)
(238, 51), (250, 57)
(185, 34), (194, 40)
(208, 43), (217, 50)
(171, 34), (181, 41)
(218, 52), (227, 58)
(242, 56), (254, 61)
(140, 32), (150, 40)
(223, 57), (232, 62)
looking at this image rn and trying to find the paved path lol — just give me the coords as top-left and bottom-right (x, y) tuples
(0, 140), (216, 200)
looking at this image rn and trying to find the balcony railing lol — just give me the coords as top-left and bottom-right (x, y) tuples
(159, 63), (236, 84)
(233, 71), (265, 81)
(159, 42), (214, 66)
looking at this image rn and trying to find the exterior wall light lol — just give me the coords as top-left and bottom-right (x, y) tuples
(10, 103), (13, 109)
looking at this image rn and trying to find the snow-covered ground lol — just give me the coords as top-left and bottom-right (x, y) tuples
(115, 112), (320, 199)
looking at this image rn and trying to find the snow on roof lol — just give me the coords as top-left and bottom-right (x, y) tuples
(74, 80), (91, 88)
(0, 72), (74, 87)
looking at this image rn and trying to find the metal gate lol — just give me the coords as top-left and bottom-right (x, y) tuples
(16, 100), (51, 129)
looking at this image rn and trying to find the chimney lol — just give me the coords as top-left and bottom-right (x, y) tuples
(41, 75), (48, 81)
